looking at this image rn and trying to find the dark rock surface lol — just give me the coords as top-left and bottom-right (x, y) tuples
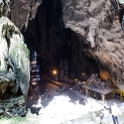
(10, 0), (42, 30)
(0, 95), (26, 118)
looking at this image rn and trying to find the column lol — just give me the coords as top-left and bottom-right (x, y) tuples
(86, 88), (88, 96)
(101, 94), (105, 103)
(92, 113), (96, 122)
(113, 90), (115, 97)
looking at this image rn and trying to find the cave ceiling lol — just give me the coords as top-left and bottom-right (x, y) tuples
(9, 0), (124, 89)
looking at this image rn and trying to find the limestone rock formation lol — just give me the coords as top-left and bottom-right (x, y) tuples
(62, 0), (124, 89)
(0, 95), (26, 118)
(10, 0), (42, 30)
(0, 0), (30, 99)
(9, 0), (124, 89)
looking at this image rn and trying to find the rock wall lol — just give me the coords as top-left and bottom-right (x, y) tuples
(9, 0), (124, 88)
(0, 0), (30, 118)
(0, 0), (30, 99)
(10, 0), (42, 30)
(0, 96), (26, 118)
(24, 0), (99, 79)
(62, 0), (124, 88)
(0, 16), (30, 98)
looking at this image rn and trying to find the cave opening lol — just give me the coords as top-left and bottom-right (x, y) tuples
(23, 0), (100, 81)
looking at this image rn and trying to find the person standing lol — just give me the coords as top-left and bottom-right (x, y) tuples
(101, 106), (109, 119)
(111, 103), (122, 124)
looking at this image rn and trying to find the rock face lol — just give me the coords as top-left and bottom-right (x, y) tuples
(0, 96), (26, 118)
(0, 0), (30, 99)
(9, 0), (124, 89)
(10, 0), (42, 30)
(62, 0), (124, 88)
(24, 0), (99, 80)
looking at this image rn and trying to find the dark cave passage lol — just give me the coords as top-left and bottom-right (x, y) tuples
(23, 0), (100, 81)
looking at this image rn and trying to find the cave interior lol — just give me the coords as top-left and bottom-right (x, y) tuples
(23, 0), (102, 81)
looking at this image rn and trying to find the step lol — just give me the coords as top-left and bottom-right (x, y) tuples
(67, 115), (93, 124)
(119, 112), (124, 123)
(64, 120), (101, 124)
(31, 78), (40, 81)
(31, 75), (40, 78)
(78, 115), (92, 123)
(31, 69), (40, 73)
(84, 121), (101, 124)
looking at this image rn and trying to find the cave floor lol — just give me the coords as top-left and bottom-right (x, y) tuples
(0, 78), (123, 124)
(25, 79), (124, 124)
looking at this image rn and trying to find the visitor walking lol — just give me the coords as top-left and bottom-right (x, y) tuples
(101, 106), (109, 120)
(111, 103), (122, 124)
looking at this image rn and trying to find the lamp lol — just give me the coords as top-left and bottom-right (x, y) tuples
(82, 73), (85, 76)
(52, 70), (58, 80)
(32, 82), (37, 85)
(53, 70), (57, 75)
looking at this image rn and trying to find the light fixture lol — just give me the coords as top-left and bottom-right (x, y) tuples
(53, 70), (57, 75)
(82, 73), (85, 76)
(31, 61), (35, 65)
(32, 82), (37, 85)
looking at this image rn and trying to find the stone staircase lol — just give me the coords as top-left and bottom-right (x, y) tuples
(62, 113), (101, 124)
(61, 100), (124, 124)
(62, 111), (124, 124)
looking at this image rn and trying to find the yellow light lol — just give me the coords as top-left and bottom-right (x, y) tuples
(32, 82), (37, 85)
(75, 79), (78, 81)
(82, 81), (86, 84)
(53, 70), (57, 75)
(31, 61), (35, 65)
(82, 73), (85, 76)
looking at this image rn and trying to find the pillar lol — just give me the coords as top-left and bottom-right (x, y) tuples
(86, 88), (88, 96)
(101, 94), (105, 103)
(92, 112), (96, 122)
